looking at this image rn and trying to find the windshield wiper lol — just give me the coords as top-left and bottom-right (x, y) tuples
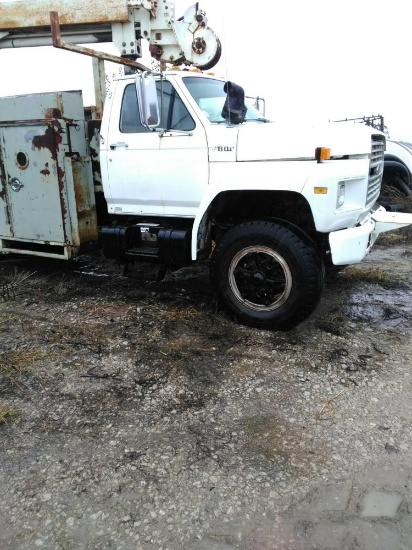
(213, 118), (270, 125)
(245, 117), (270, 123)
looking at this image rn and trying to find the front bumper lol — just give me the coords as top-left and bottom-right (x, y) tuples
(329, 206), (412, 265)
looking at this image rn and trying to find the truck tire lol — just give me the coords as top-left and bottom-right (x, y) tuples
(210, 221), (324, 330)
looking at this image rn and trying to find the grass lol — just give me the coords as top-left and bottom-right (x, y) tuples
(159, 306), (201, 322)
(0, 347), (48, 388)
(0, 269), (37, 301)
(377, 227), (412, 246)
(380, 186), (412, 212)
(342, 266), (396, 285)
(0, 403), (18, 424)
(46, 321), (109, 348)
(376, 189), (412, 245)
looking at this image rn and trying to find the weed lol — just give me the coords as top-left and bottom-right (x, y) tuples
(160, 306), (201, 322)
(0, 269), (37, 301)
(54, 275), (70, 296)
(342, 266), (399, 285)
(46, 321), (109, 348)
(0, 403), (18, 424)
(378, 229), (412, 246)
(0, 346), (48, 388)
(380, 187), (412, 213)
(81, 302), (135, 319)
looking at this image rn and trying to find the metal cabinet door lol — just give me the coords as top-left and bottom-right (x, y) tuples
(0, 124), (66, 243)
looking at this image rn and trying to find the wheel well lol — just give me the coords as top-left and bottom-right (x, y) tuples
(208, 190), (317, 240)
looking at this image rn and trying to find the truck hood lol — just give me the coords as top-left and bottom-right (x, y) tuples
(236, 121), (379, 161)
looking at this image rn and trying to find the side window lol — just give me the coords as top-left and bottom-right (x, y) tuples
(119, 84), (149, 134)
(157, 81), (195, 131)
(120, 80), (195, 133)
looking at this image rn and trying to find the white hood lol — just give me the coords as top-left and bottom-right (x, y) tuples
(236, 121), (379, 162)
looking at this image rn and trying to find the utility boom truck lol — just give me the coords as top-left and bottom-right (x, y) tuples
(0, 1), (412, 330)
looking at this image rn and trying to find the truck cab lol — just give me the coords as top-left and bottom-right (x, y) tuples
(100, 71), (388, 265)
(94, 70), (412, 330)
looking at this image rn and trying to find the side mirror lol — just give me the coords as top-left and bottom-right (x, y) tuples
(135, 72), (160, 129)
(221, 81), (247, 125)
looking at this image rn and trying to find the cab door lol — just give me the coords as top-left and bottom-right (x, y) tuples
(103, 79), (208, 218)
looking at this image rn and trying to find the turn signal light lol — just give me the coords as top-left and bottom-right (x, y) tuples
(315, 147), (331, 163)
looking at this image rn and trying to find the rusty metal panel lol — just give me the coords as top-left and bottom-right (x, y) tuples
(64, 156), (98, 247)
(0, 122), (67, 243)
(0, 90), (85, 123)
(0, 90), (99, 259)
(0, 131), (13, 238)
(0, 0), (129, 30)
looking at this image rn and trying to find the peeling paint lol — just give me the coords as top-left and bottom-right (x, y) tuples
(40, 162), (50, 176)
(57, 165), (67, 221)
(0, 138), (7, 201)
(44, 108), (62, 119)
(1, 90), (99, 257)
(0, 1), (129, 29)
(32, 122), (62, 161)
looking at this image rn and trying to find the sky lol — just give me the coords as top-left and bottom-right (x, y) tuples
(1, 0), (412, 141)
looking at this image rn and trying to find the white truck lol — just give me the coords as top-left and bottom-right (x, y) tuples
(1, 1), (411, 330)
(383, 140), (412, 201)
(335, 116), (412, 204)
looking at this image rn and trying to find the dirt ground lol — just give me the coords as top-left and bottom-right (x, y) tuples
(1, 226), (412, 549)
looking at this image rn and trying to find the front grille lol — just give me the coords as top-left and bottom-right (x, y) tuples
(366, 134), (385, 207)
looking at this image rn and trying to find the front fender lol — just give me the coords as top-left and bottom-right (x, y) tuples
(191, 187), (222, 260)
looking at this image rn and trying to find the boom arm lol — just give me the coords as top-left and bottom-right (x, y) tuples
(0, 0), (221, 69)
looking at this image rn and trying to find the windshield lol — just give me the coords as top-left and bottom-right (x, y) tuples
(182, 76), (266, 123)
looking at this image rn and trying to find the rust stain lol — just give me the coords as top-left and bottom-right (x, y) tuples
(40, 162), (50, 176)
(44, 108), (62, 119)
(0, 2), (129, 30)
(72, 160), (98, 245)
(0, 154), (7, 201)
(32, 121), (62, 161)
(0, 167), (12, 229)
(76, 207), (98, 244)
(57, 166), (65, 196)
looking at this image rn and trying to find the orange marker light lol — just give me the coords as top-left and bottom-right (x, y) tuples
(314, 187), (328, 194)
(315, 147), (331, 163)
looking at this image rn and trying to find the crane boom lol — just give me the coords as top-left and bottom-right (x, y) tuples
(0, 1), (221, 70)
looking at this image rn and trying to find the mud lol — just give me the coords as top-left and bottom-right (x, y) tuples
(0, 233), (411, 549)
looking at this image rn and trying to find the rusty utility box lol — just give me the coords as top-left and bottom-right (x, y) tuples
(0, 90), (98, 259)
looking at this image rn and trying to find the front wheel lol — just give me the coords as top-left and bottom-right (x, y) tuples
(210, 221), (324, 330)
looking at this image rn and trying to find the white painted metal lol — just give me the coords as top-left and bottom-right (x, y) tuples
(1, 70), (411, 269)
(386, 140), (412, 175)
(372, 209), (412, 233)
(325, 207), (412, 266)
(101, 78), (208, 217)
(0, 124), (66, 243)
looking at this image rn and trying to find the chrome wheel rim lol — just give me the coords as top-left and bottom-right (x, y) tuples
(228, 246), (292, 312)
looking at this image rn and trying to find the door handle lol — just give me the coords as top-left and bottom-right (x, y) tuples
(110, 142), (129, 150)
